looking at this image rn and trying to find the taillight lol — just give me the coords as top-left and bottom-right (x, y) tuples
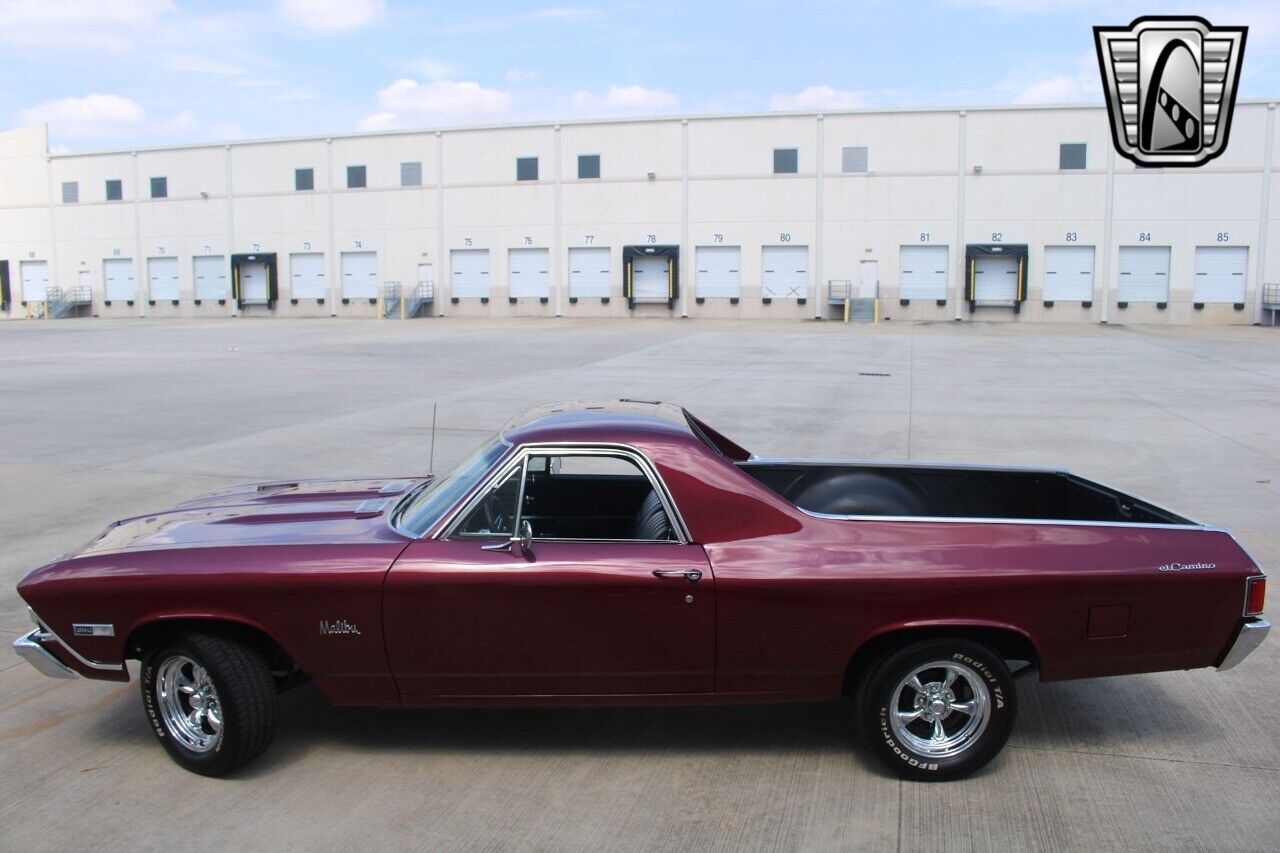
(1245, 575), (1266, 616)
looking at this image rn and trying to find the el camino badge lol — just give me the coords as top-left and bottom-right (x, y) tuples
(1159, 562), (1216, 572)
(72, 623), (115, 637)
(320, 619), (361, 636)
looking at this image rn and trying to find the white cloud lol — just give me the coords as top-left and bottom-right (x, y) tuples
(770, 86), (865, 111)
(0, 0), (174, 52)
(505, 68), (541, 84)
(570, 85), (679, 114)
(437, 6), (598, 35)
(1005, 52), (1102, 104)
(17, 93), (146, 138)
(162, 54), (245, 77)
(359, 78), (514, 130)
(277, 0), (383, 33)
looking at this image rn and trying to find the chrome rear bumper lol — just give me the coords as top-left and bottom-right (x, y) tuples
(13, 629), (77, 679)
(1218, 617), (1270, 671)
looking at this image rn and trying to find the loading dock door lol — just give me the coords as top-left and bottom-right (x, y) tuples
(451, 249), (490, 298)
(1043, 246), (1095, 302)
(1117, 246), (1170, 303)
(148, 256), (179, 301)
(761, 245), (808, 299)
(241, 262), (270, 303)
(194, 256), (227, 300)
(290, 252), (326, 299)
(632, 255), (670, 302)
(341, 251), (378, 299)
(898, 245), (948, 300)
(568, 247), (610, 298)
(20, 260), (48, 302)
(104, 258), (136, 301)
(1193, 246), (1248, 303)
(973, 255), (1019, 301)
(695, 246), (741, 299)
(508, 248), (550, 298)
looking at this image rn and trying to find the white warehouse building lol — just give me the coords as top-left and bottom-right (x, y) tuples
(1, 100), (1278, 326)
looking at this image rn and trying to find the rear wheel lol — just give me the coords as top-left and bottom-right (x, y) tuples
(855, 639), (1016, 781)
(141, 633), (277, 776)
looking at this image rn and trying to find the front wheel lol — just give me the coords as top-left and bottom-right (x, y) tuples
(856, 639), (1017, 781)
(141, 633), (277, 776)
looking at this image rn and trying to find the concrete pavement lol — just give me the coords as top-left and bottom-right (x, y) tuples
(1, 317), (1277, 851)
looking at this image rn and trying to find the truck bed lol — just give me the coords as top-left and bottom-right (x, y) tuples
(738, 461), (1194, 525)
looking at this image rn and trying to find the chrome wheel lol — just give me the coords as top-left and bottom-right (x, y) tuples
(888, 660), (990, 759)
(156, 655), (222, 753)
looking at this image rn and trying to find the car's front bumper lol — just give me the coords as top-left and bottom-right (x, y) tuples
(13, 629), (77, 679)
(1218, 617), (1270, 671)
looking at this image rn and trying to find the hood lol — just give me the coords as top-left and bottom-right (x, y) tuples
(74, 476), (430, 556)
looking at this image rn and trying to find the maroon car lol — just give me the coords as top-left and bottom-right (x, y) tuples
(14, 401), (1269, 779)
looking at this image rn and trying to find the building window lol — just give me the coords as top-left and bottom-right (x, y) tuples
(577, 154), (600, 179)
(400, 161), (423, 187)
(516, 156), (538, 181)
(842, 146), (869, 173)
(295, 168), (315, 191)
(105, 179), (123, 201)
(347, 165), (367, 188)
(773, 148), (798, 174)
(150, 176), (168, 199)
(1059, 143), (1087, 170)
(61, 181), (79, 203)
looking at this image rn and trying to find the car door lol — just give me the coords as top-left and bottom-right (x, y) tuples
(383, 446), (715, 701)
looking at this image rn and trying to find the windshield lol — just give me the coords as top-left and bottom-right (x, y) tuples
(392, 436), (509, 537)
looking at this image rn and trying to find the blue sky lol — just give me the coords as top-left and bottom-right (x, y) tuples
(3, 0), (1277, 151)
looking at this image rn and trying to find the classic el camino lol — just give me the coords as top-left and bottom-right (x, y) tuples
(14, 401), (1269, 779)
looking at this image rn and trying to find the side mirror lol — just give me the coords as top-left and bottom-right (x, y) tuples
(514, 519), (533, 556)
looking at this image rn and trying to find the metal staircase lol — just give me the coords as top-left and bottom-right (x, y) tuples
(381, 281), (434, 319)
(381, 283), (402, 318)
(44, 286), (92, 319)
(1263, 283), (1280, 326)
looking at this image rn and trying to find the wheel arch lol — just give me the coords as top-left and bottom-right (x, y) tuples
(124, 615), (298, 677)
(842, 621), (1040, 697)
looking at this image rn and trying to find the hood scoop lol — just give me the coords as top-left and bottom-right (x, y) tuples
(354, 498), (392, 518)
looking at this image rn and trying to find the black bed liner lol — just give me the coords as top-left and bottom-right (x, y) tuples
(739, 461), (1193, 525)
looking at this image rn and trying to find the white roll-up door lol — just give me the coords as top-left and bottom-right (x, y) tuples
(695, 246), (741, 299)
(568, 247), (610, 298)
(1043, 246), (1095, 302)
(240, 262), (269, 302)
(341, 251), (378, 298)
(451, 249), (490, 298)
(898, 245), (948, 300)
(194, 256), (227, 300)
(761, 245), (808, 299)
(508, 248), (550, 298)
(148, 256), (179, 301)
(1193, 246), (1248, 303)
(290, 252), (326, 299)
(973, 255), (1019, 301)
(104, 258), (136, 301)
(631, 255), (670, 302)
(1117, 246), (1170, 303)
(20, 260), (48, 301)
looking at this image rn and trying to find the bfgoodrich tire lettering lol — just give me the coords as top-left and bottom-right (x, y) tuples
(141, 633), (278, 776)
(856, 639), (1017, 781)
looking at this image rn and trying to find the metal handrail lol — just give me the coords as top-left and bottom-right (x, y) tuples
(1263, 283), (1280, 308)
(827, 279), (852, 304)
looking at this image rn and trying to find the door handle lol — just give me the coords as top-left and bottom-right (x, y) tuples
(653, 568), (702, 582)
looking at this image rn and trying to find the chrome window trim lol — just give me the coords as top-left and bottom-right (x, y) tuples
(26, 607), (124, 672)
(388, 436), (514, 538)
(435, 443), (691, 545)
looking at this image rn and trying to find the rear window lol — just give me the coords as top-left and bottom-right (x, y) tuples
(683, 409), (751, 461)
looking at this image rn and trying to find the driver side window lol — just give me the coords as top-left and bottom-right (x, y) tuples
(455, 465), (522, 537)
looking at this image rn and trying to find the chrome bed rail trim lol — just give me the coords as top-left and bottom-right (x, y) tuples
(797, 507), (1212, 531)
(742, 456), (1069, 475)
